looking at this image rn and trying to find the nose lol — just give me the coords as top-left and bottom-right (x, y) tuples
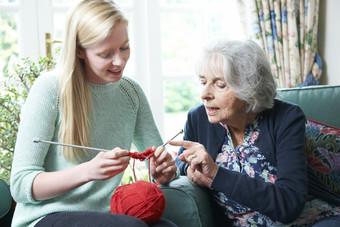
(201, 84), (213, 101)
(112, 52), (124, 66)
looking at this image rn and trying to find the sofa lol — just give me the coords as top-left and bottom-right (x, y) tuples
(159, 85), (340, 227)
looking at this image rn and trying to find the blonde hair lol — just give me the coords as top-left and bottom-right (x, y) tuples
(58, 0), (128, 162)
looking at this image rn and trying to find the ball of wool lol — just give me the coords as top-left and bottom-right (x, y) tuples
(110, 180), (166, 224)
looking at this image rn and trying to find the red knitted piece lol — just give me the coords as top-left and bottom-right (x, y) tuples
(128, 147), (154, 161)
(110, 147), (166, 224)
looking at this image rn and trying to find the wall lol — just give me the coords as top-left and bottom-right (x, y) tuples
(318, 0), (340, 85)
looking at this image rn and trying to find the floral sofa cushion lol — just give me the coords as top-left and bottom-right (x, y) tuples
(305, 119), (340, 197)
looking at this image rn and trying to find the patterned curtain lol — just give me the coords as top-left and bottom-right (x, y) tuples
(237, 0), (322, 88)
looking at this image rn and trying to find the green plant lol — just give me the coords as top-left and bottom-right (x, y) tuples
(0, 57), (56, 184)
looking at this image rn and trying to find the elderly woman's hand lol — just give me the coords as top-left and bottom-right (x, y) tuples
(150, 146), (177, 185)
(186, 166), (213, 187)
(168, 140), (218, 187)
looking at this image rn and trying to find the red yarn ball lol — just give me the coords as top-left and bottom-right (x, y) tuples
(110, 180), (166, 224)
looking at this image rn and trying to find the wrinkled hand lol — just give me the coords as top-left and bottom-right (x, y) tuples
(186, 166), (212, 187)
(86, 147), (130, 181)
(168, 140), (218, 187)
(150, 146), (177, 185)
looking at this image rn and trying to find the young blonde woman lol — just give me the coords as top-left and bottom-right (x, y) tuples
(10, 1), (177, 226)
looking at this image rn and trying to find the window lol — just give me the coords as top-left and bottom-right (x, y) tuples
(0, 0), (244, 141)
(159, 0), (244, 140)
(0, 0), (19, 76)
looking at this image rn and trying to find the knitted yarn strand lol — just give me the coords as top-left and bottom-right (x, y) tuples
(129, 147), (154, 182)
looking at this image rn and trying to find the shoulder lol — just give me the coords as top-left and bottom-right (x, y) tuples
(31, 72), (59, 93)
(260, 99), (306, 138)
(116, 76), (149, 110)
(263, 99), (305, 122)
(259, 99), (306, 143)
(24, 72), (59, 108)
(186, 104), (208, 126)
(259, 99), (306, 147)
(119, 76), (143, 92)
(118, 77), (145, 99)
(188, 103), (206, 117)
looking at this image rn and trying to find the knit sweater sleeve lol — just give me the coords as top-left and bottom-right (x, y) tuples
(211, 101), (307, 223)
(10, 74), (59, 204)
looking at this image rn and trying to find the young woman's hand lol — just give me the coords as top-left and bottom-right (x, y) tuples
(32, 147), (130, 201)
(86, 147), (130, 181)
(150, 146), (177, 185)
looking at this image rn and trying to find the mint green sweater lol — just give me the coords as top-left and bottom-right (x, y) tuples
(10, 74), (163, 227)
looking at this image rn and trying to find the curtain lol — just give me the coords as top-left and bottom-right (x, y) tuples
(237, 0), (322, 88)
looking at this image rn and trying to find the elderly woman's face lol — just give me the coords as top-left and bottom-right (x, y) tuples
(199, 72), (246, 125)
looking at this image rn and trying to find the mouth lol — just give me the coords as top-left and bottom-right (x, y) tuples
(108, 68), (122, 74)
(107, 68), (124, 80)
(205, 106), (220, 115)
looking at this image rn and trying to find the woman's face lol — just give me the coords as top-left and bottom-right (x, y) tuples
(199, 65), (246, 125)
(77, 21), (130, 85)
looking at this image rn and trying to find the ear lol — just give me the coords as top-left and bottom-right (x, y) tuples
(76, 47), (85, 59)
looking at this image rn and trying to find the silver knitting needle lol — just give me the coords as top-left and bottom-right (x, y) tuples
(143, 129), (184, 162)
(33, 129), (184, 153)
(162, 129), (184, 147)
(32, 138), (110, 152)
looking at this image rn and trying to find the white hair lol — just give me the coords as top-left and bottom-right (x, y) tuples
(196, 39), (277, 113)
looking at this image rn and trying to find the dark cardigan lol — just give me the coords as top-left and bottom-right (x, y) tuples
(175, 99), (339, 224)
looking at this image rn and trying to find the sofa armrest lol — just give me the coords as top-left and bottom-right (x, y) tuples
(159, 176), (215, 227)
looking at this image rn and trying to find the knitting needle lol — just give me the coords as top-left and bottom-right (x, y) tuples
(32, 128), (184, 153)
(32, 138), (110, 152)
(142, 129), (184, 162)
(162, 129), (184, 147)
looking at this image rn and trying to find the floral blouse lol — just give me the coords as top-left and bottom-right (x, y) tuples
(213, 116), (340, 226)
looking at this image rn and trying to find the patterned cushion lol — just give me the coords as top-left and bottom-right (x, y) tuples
(305, 119), (340, 196)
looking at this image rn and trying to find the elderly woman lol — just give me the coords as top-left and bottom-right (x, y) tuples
(169, 39), (340, 226)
